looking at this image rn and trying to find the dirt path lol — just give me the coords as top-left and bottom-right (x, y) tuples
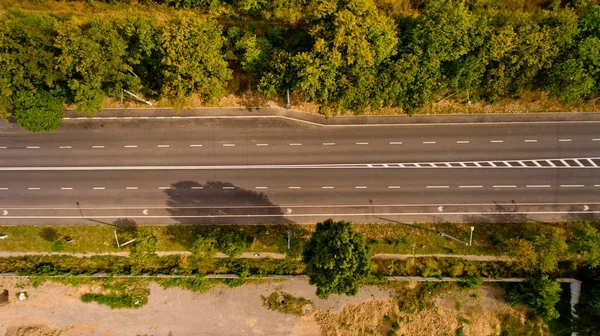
(0, 251), (513, 261)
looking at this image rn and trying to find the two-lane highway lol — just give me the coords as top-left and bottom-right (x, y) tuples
(0, 117), (599, 224)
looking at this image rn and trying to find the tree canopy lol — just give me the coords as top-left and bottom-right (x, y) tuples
(13, 90), (63, 132)
(302, 219), (371, 299)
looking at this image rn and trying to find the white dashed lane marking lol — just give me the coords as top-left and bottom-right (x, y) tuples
(490, 140), (504, 143)
(388, 186), (401, 189)
(92, 146), (104, 149)
(255, 187), (268, 189)
(93, 187), (105, 190)
(354, 186), (367, 189)
(190, 144), (203, 147)
(493, 185), (517, 188)
(524, 140), (537, 143)
(157, 145), (170, 148)
(456, 141), (470, 144)
(191, 187), (203, 190)
(289, 143), (302, 146)
(459, 185), (482, 188)
(423, 141), (436, 144)
(426, 186), (449, 189)
(527, 185), (551, 188)
(223, 144), (235, 147)
(256, 144), (269, 147)
(124, 145), (138, 148)
(322, 186), (334, 189)
(356, 142), (369, 145)
(27, 146), (40, 149)
(559, 139), (572, 142)
(61, 187), (73, 190)
(126, 187), (138, 190)
(28, 188), (40, 190)
(389, 142), (402, 145)
(222, 186), (235, 189)
(158, 187), (171, 190)
(323, 143), (335, 146)
(560, 185), (584, 188)
(59, 146), (72, 149)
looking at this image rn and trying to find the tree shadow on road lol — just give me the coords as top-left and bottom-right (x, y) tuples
(163, 180), (296, 250)
(164, 180), (293, 225)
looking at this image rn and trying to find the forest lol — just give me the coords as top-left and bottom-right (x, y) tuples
(0, 0), (599, 131)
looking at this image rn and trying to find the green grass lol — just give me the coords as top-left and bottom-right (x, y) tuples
(0, 222), (592, 258)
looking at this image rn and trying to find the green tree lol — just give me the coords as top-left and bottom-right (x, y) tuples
(13, 91), (63, 132)
(189, 234), (217, 266)
(546, 57), (595, 103)
(0, 11), (62, 98)
(55, 18), (131, 115)
(130, 229), (158, 265)
(302, 219), (371, 299)
(217, 230), (252, 258)
(570, 221), (600, 268)
(293, 0), (398, 115)
(158, 14), (231, 109)
(506, 275), (562, 321)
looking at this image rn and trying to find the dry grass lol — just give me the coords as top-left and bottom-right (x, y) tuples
(314, 284), (550, 336)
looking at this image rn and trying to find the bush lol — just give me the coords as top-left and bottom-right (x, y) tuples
(216, 230), (252, 257)
(13, 91), (64, 132)
(460, 275), (483, 289)
(505, 275), (562, 321)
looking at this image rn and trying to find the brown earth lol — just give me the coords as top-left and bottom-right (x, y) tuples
(0, 278), (547, 336)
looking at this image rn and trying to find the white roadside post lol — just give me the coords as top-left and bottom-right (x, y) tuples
(113, 229), (120, 248)
(469, 226), (475, 247)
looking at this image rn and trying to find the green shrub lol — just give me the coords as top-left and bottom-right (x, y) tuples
(217, 230), (252, 257)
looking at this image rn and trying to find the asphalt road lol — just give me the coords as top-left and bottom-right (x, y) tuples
(0, 117), (599, 224)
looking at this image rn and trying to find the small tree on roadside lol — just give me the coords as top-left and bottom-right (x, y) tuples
(302, 219), (371, 299)
(505, 275), (562, 321)
(217, 230), (252, 258)
(130, 229), (158, 266)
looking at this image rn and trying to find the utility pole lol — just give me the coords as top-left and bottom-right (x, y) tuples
(113, 229), (120, 248)
(287, 230), (291, 250)
(120, 88), (124, 108)
(469, 226), (475, 246)
(286, 89), (291, 109)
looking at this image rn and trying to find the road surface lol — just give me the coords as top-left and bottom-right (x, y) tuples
(0, 116), (599, 224)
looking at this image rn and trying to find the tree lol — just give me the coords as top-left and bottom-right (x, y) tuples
(130, 229), (158, 265)
(55, 18), (131, 115)
(13, 91), (63, 132)
(293, 0), (398, 115)
(509, 228), (567, 273)
(302, 219), (371, 299)
(570, 221), (600, 268)
(158, 14), (231, 109)
(505, 275), (562, 321)
(216, 230), (252, 258)
(190, 234), (217, 266)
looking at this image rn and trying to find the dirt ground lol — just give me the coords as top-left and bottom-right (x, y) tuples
(0, 278), (543, 336)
